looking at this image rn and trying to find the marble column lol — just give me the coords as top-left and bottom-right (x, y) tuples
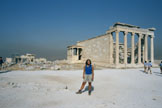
(115, 31), (119, 65)
(77, 48), (79, 56)
(150, 36), (154, 62)
(142, 46), (145, 63)
(71, 48), (73, 59)
(124, 31), (128, 64)
(131, 32), (135, 64)
(144, 35), (148, 61)
(21, 58), (23, 63)
(138, 34), (142, 64)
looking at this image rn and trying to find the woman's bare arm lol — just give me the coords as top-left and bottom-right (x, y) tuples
(83, 65), (85, 79)
(92, 65), (94, 80)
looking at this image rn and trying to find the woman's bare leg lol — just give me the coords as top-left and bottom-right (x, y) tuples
(88, 82), (92, 95)
(88, 82), (91, 91)
(79, 82), (86, 91)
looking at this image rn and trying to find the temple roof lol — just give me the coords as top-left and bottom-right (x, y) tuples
(113, 22), (140, 28)
(67, 45), (83, 48)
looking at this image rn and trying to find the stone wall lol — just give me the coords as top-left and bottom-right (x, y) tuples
(77, 34), (110, 64)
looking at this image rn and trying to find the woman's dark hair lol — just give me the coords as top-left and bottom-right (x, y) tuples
(85, 59), (91, 65)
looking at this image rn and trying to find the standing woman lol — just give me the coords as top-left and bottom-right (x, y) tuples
(148, 61), (152, 74)
(0, 57), (4, 70)
(76, 59), (94, 95)
(160, 61), (162, 74)
(144, 61), (148, 73)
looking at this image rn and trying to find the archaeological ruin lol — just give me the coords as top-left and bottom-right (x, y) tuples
(67, 22), (155, 68)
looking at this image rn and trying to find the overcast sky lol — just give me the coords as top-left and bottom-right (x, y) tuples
(0, 0), (162, 60)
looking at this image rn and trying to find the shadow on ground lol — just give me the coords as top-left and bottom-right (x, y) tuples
(153, 71), (162, 77)
(140, 70), (162, 77)
(140, 70), (148, 74)
(0, 70), (12, 74)
(82, 85), (94, 93)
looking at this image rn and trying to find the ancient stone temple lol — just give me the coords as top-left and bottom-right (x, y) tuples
(67, 22), (155, 68)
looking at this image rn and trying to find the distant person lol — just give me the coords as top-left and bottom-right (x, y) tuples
(76, 59), (94, 95)
(0, 57), (4, 70)
(148, 61), (152, 74)
(160, 61), (162, 74)
(144, 61), (148, 72)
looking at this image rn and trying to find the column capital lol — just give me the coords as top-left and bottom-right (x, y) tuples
(145, 34), (148, 37)
(138, 34), (142, 39)
(131, 32), (135, 36)
(138, 35), (142, 39)
(115, 30), (120, 33)
(150, 35), (154, 38)
(124, 31), (128, 35)
(138, 33), (143, 36)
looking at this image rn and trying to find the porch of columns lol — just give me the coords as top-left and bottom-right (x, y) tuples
(113, 31), (153, 65)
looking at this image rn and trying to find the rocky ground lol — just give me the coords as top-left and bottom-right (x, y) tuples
(0, 68), (162, 108)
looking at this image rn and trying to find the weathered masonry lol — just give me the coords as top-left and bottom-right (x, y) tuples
(67, 22), (155, 68)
